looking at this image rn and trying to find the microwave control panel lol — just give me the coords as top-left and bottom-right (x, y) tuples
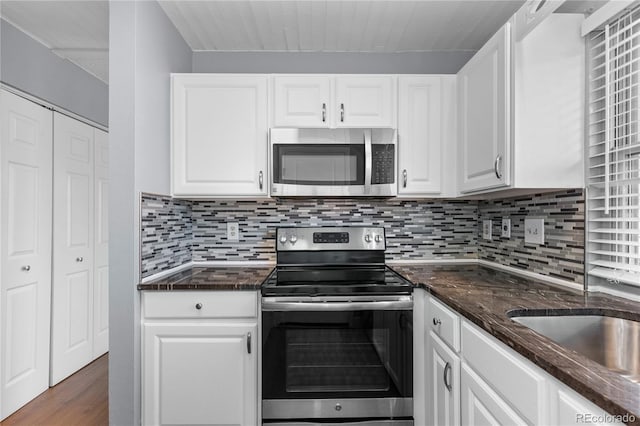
(372, 144), (395, 185)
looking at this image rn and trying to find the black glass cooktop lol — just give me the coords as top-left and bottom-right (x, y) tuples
(261, 266), (413, 296)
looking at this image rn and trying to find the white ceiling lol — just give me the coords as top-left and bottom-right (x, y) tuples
(0, 0), (606, 86)
(158, 0), (527, 52)
(0, 1), (109, 83)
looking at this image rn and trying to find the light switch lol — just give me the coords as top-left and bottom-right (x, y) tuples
(482, 220), (492, 241)
(524, 218), (544, 245)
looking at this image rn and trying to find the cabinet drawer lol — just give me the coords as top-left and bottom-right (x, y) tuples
(428, 297), (460, 352)
(143, 291), (257, 319)
(461, 319), (546, 424)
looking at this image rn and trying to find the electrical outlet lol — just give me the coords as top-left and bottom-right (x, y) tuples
(482, 220), (492, 241)
(227, 222), (239, 241)
(524, 218), (544, 245)
(501, 218), (511, 238)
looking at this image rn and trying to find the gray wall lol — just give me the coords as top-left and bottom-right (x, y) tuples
(109, 1), (191, 424)
(193, 51), (474, 74)
(0, 19), (109, 127)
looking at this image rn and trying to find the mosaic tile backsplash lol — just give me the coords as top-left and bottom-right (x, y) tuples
(140, 190), (585, 282)
(140, 194), (192, 277)
(190, 199), (478, 263)
(478, 189), (585, 284)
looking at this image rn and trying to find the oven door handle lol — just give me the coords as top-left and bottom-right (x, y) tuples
(262, 298), (412, 312)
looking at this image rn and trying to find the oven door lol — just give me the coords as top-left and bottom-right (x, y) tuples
(261, 296), (413, 421)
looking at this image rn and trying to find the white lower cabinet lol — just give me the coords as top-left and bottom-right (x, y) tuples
(460, 363), (527, 426)
(428, 331), (460, 426)
(419, 295), (625, 426)
(549, 378), (624, 426)
(142, 291), (258, 426)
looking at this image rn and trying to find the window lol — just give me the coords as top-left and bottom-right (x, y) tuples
(587, 6), (640, 289)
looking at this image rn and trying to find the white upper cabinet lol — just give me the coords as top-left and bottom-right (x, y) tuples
(271, 75), (395, 128)
(457, 12), (585, 195)
(398, 75), (456, 197)
(272, 76), (331, 127)
(457, 24), (510, 194)
(335, 76), (395, 128)
(172, 74), (269, 198)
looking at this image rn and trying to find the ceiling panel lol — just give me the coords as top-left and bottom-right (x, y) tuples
(1, 1), (109, 83)
(158, 0), (527, 53)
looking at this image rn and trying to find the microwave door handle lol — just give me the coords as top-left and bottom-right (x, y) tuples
(364, 129), (372, 194)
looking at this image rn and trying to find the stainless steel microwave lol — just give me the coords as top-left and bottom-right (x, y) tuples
(269, 128), (397, 197)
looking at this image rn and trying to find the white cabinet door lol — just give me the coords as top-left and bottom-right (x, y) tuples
(0, 90), (53, 420)
(272, 76), (331, 127)
(550, 381), (624, 426)
(398, 76), (455, 196)
(143, 322), (258, 426)
(428, 331), (460, 426)
(335, 76), (395, 128)
(172, 74), (268, 197)
(92, 129), (108, 358)
(460, 363), (527, 426)
(50, 113), (95, 386)
(458, 23), (510, 193)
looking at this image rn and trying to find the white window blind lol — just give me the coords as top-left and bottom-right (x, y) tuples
(588, 6), (640, 287)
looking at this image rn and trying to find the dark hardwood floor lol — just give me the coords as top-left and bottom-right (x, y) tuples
(1, 354), (108, 426)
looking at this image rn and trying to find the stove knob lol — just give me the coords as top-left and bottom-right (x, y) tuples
(374, 234), (383, 243)
(364, 234), (372, 243)
(289, 235), (298, 244)
(279, 235), (287, 244)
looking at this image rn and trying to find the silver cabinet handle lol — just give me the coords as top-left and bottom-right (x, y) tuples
(259, 171), (263, 190)
(340, 103), (345, 122)
(76, 257), (84, 262)
(195, 303), (203, 310)
(494, 155), (503, 179)
(247, 332), (252, 354)
(444, 362), (453, 392)
(402, 169), (408, 188)
(22, 265), (31, 271)
(322, 103), (326, 123)
(433, 317), (441, 326)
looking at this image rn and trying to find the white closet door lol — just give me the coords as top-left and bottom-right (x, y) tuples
(92, 129), (108, 358)
(0, 90), (53, 420)
(50, 112), (95, 385)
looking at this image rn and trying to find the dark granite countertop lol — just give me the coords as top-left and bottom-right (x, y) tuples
(391, 264), (640, 425)
(137, 266), (274, 291)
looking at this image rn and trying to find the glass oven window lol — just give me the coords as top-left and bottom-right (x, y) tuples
(262, 310), (413, 400)
(273, 144), (365, 185)
(285, 328), (390, 392)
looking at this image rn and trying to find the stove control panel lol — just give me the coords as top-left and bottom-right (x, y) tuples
(276, 226), (386, 251)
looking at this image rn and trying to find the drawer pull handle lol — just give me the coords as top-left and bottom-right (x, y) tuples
(444, 362), (452, 392)
(195, 303), (203, 310)
(22, 265), (31, 271)
(76, 257), (84, 262)
(433, 317), (441, 326)
(247, 332), (252, 354)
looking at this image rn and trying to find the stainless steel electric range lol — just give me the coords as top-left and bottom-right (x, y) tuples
(261, 226), (414, 426)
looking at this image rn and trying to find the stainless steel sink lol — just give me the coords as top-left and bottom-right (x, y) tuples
(510, 314), (640, 383)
